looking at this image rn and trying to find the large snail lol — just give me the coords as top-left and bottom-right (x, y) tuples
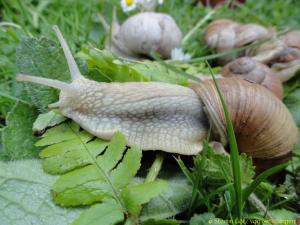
(104, 11), (182, 59)
(17, 26), (298, 171)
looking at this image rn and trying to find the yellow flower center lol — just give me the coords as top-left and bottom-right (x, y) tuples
(125, 0), (134, 6)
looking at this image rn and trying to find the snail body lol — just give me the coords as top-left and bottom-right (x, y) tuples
(108, 12), (182, 59)
(17, 26), (298, 170)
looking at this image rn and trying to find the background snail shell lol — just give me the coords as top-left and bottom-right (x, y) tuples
(191, 78), (298, 171)
(221, 57), (283, 99)
(252, 31), (300, 82)
(109, 12), (182, 59)
(205, 19), (272, 64)
(17, 26), (298, 171)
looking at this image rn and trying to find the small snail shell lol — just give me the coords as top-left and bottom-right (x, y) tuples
(191, 78), (298, 170)
(252, 31), (300, 82)
(17, 26), (298, 171)
(205, 19), (272, 64)
(108, 12), (182, 59)
(221, 57), (283, 99)
(205, 19), (239, 52)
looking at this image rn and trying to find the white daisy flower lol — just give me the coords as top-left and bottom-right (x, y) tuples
(171, 48), (191, 61)
(158, 0), (164, 4)
(120, 0), (139, 12)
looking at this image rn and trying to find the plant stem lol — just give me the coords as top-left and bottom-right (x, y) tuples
(182, 10), (216, 45)
(248, 194), (275, 223)
(145, 153), (164, 183)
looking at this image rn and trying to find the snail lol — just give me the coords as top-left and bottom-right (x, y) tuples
(221, 57), (283, 99)
(17, 26), (298, 171)
(102, 10), (182, 59)
(252, 31), (300, 82)
(204, 19), (273, 64)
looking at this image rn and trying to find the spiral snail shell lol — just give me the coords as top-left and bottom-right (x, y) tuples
(205, 19), (272, 64)
(252, 31), (300, 82)
(17, 26), (298, 170)
(107, 12), (182, 59)
(221, 57), (283, 99)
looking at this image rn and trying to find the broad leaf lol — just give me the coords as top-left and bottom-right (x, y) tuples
(72, 200), (124, 225)
(1, 102), (39, 160)
(189, 213), (228, 225)
(0, 159), (82, 225)
(142, 219), (180, 225)
(140, 175), (193, 221)
(16, 38), (70, 112)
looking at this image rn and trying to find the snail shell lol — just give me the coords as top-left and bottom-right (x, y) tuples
(109, 12), (182, 59)
(252, 31), (300, 82)
(191, 78), (298, 170)
(205, 19), (273, 65)
(221, 57), (283, 99)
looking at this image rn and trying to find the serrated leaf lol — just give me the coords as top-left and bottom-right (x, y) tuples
(36, 122), (81, 147)
(16, 38), (71, 112)
(38, 124), (142, 207)
(0, 159), (82, 225)
(197, 148), (255, 185)
(121, 180), (168, 215)
(1, 102), (39, 160)
(33, 110), (66, 132)
(71, 200), (124, 225)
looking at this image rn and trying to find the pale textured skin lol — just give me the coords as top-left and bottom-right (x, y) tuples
(55, 79), (208, 155)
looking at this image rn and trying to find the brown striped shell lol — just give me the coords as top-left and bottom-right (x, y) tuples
(191, 78), (298, 170)
(204, 19), (273, 65)
(221, 57), (283, 99)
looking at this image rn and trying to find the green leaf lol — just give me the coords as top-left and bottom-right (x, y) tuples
(140, 175), (193, 221)
(249, 209), (298, 225)
(79, 47), (188, 85)
(121, 180), (168, 215)
(0, 159), (82, 225)
(285, 88), (300, 147)
(33, 110), (66, 132)
(196, 148), (255, 185)
(142, 219), (180, 225)
(1, 102), (39, 160)
(242, 162), (289, 203)
(37, 124), (142, 206)
(189, 213), (228, 225)
(16, 37), (71, 112)
(71, 200), (124, 225)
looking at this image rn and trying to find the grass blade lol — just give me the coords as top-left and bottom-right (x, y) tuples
(206, 61), (243, 219)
